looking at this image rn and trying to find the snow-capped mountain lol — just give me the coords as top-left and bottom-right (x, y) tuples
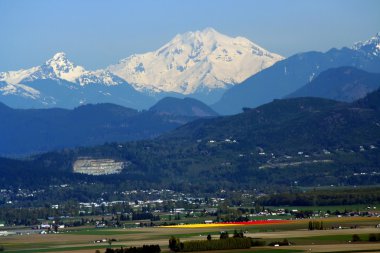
(3, 29), (379, 112)
(352, 32), (380, 57)
(0, 53), (155, 109)
(0, 28), (283, 108)
(0, 52), (124, 86)
(108, 28), (284, 94)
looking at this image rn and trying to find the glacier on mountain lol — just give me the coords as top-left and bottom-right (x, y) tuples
(107, 28), (284, 94)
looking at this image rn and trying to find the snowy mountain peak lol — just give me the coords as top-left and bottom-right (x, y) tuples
(46, 52), (74, 69)
(108, 28), (284, 94)
(0, 52), (123, 86)
(44, 52), (85, 83)
(352, 32), (380, 57)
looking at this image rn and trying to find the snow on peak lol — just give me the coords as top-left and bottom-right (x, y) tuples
(108, 28), (284, 94)
(46, 52), (74, 70)
(0, 82), (41, 99)
(44, 52), (86, 83)
(0, 52), (123, 86)
(352, 32), (380, 56)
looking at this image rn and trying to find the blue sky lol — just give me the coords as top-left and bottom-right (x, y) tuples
(1, 0), (379, 71)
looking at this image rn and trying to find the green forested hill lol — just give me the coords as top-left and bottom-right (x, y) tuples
(163, 95), (379, 152)
(1, 90), (380, 197)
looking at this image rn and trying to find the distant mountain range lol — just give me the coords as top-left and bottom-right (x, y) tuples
(0, 97), (216, 156)
(1, 30), (379, 115)
(0, 28), (282, 108)
(287, 66), (380, 102)
(212, 33), (380, 114)
(1, 30), (380, 198)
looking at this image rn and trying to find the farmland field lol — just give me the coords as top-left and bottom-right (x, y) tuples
(1, 216), (380, 253)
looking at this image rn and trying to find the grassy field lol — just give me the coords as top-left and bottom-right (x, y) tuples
(1, 216), (380, 253)
(1, 245), (125, 253)
(66, 228), (147, 236)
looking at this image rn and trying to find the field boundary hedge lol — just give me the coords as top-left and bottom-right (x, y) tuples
(169, 237), (251, 252)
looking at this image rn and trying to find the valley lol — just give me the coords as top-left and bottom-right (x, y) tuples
(1, 3), (380, 252)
